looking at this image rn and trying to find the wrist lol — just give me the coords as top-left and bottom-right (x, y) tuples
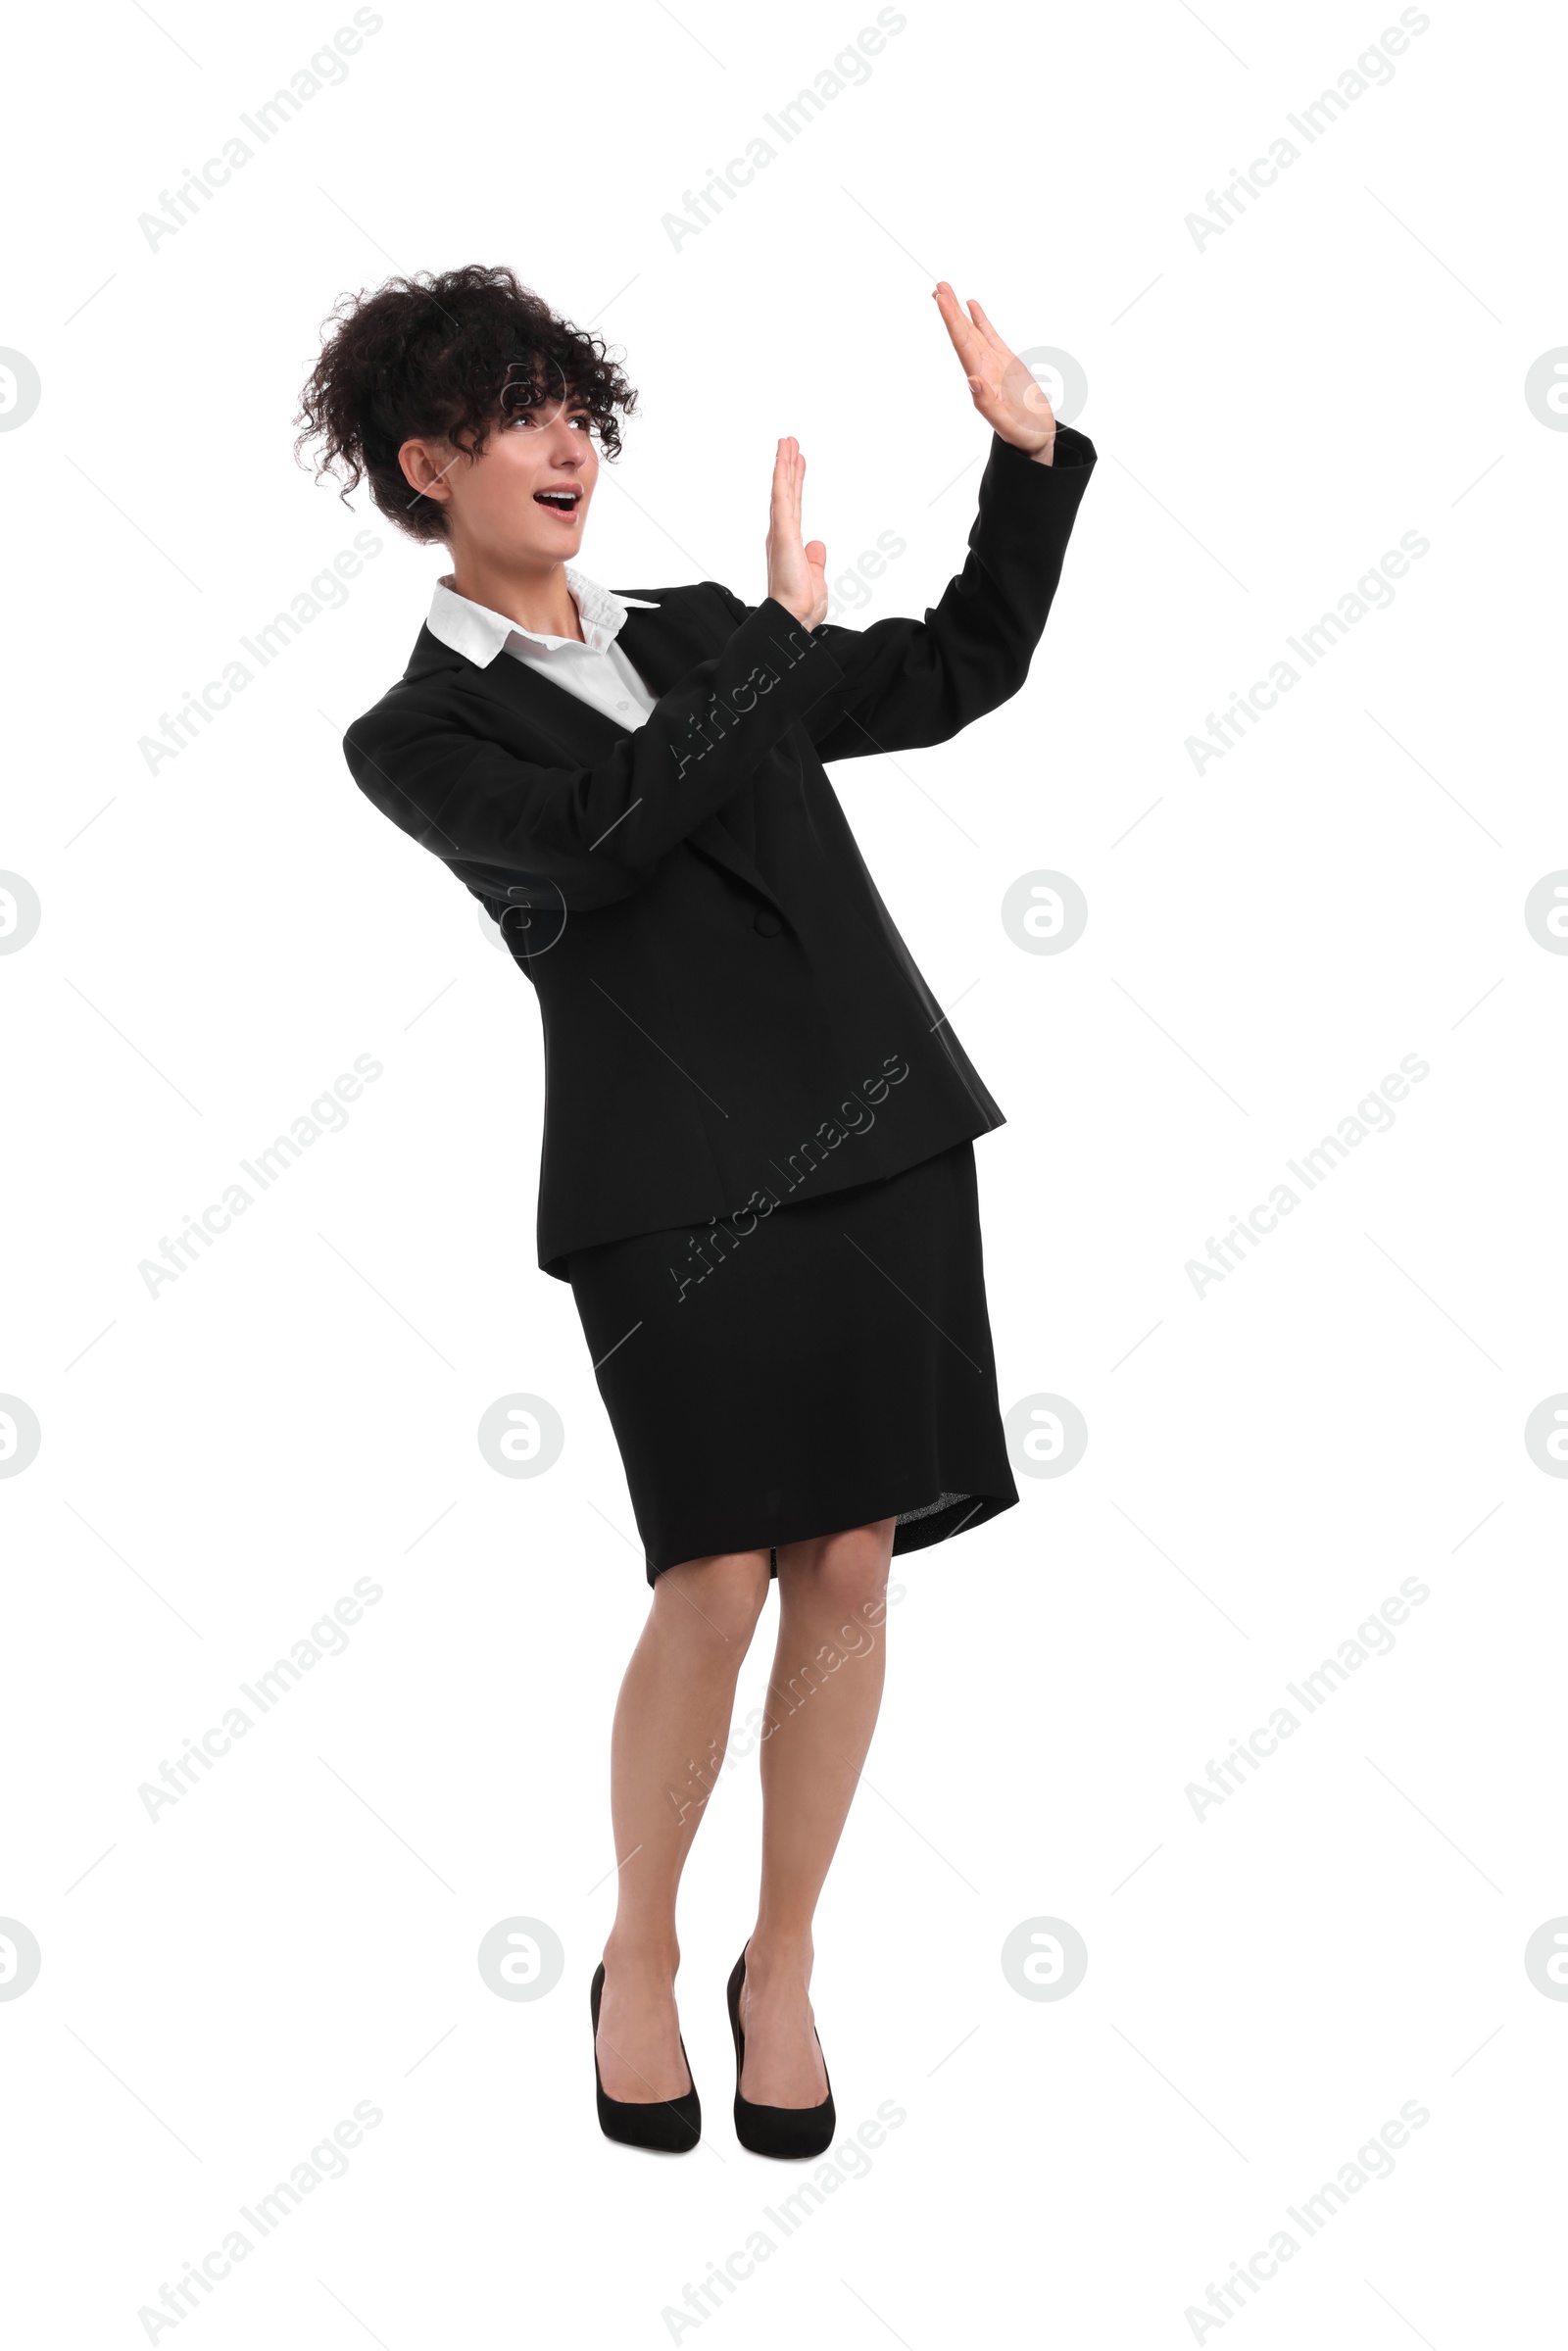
(763, 591), (823, 636)
(774, 597), (821, 631)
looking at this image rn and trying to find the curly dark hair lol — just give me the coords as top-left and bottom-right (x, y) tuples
(294, 264), (639, 543)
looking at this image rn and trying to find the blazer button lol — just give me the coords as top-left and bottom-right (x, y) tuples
(753, 909), (782, 937)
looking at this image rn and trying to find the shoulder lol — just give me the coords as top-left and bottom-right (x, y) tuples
(342, 645), (470, 802)
(345, 618), (466, 731)
(610, 579), (726, 608)
(614, 578), (745, 632)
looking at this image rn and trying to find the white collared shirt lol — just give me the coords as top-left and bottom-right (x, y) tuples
(426, 565), (662, 732)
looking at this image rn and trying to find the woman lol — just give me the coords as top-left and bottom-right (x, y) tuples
(296, 266), (1095, 2158)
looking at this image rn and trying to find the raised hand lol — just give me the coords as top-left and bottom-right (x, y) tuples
(931, 282), (1055, 463)
(764, 436), (828, 630)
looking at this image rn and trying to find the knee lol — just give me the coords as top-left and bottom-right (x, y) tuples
(778, 1517), (895, 1620)
(655, 1550), (772, 1648)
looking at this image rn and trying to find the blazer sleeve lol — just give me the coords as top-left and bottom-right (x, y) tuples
(343, 594), (845, 910)
(709, 424), (1096, 763)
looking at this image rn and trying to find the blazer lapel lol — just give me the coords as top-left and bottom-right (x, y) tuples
(615, 604), (792, 917)
(440, 603), (788, 918)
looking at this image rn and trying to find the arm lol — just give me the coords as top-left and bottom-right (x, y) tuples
(709, 421), (1096, 762)
(343, 593), (844, 911)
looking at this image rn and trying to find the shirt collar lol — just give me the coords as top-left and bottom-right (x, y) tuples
(426, 565), (660, 667)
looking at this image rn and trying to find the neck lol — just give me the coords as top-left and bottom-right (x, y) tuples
(447, 551), (583, 642)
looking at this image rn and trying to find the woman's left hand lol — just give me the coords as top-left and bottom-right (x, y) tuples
(931, 283), (1055, 464)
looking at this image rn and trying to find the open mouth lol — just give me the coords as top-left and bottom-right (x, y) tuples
(533, 489), (582, 519)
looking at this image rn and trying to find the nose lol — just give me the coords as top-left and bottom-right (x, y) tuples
(542, 403), (587, 447)
(544, 424), (588, 472)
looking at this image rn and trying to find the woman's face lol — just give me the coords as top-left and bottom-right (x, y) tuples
(400, 393), (599, 565)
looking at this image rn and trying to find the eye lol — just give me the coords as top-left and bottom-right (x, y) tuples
(506, 407), (593, 432)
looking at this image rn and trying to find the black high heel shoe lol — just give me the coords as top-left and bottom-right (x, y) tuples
(589, 1963), (701, 2153)
(726, 1943), (837, 2160)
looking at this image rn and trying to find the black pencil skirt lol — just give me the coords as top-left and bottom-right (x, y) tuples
(564, 1140), (1020, 1586)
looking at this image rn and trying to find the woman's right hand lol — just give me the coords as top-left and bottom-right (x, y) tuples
(765, 437), (828, 631)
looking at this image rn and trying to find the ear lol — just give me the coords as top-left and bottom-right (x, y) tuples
(397, 436), (454, 505)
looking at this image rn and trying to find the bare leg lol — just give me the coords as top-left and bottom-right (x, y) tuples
(596, 1549), (771, 2101)
(740, 1516), (896, 2105)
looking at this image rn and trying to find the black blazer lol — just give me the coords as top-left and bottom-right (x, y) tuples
(343, 424), (1097, 1280)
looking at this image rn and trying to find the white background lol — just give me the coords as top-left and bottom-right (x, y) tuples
(4, 0), (1566, 2342)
